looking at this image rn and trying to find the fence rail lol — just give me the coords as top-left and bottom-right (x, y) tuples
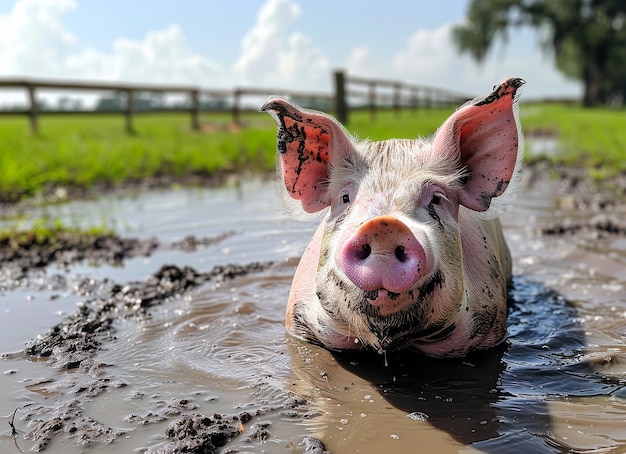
(340, 73), (471, 124)
(0, 71), (472, 134)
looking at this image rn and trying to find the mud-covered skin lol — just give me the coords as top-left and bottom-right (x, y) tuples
(263, 79), (523, 358)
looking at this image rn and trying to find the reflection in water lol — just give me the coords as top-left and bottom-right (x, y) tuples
(286, 277), (625, 453)
(0, 178), (625, 453)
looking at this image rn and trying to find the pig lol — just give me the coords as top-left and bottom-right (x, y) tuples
(261, 78), (524, 358)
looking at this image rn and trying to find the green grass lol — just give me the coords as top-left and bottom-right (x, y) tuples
(0, 103), (624, 203)
(520, 103), (626, 176)
(346, 107), (455, 140)
(0, 112), (277, 202)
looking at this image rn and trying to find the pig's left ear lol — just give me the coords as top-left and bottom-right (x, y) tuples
(261, 97), (353, 215)
(433, 78), (525, 212)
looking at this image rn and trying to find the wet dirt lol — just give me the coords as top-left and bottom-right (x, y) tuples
(1, 168), (625, 453)
(0, 233), (159, 271)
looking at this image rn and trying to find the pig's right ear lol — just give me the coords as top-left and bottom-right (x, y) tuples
(433, 78), (524, 213)
(261, 97), (353, 215)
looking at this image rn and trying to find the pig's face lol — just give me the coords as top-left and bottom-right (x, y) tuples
(320, 139), (466, 330)
(262, 79), (523, 357)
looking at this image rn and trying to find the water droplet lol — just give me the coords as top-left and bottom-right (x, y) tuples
(407, 412), (428, 421)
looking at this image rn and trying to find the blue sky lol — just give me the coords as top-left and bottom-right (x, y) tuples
(0, 0), (581, 102)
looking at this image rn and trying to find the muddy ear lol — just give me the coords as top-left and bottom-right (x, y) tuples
(261, 97), (353, 214)
(433, 78), (525, 212)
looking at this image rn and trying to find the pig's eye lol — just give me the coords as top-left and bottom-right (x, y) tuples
(431, 193), (443, 205)
(342, 194), (350, 203)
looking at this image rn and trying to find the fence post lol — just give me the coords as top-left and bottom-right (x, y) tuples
(232, 89), (241, 125)
(368, 81), (377, 121)
(334, 70), (348, 124)
(410, 87), (418, 114)
(26, 83), (38, 135)
(125, 89), (135, 134)
(393, 83), (401, 117)
(190, 89), (200, 131)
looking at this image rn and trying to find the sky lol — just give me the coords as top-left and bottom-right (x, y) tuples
(0, 0), (582, 105)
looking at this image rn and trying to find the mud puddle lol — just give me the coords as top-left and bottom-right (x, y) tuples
(1, 171), (626, 453)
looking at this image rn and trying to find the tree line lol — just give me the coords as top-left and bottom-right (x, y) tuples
(453, 0), (626, 107)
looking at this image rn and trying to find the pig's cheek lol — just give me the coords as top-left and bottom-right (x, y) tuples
(446, 201), (460, 222)
(316, 225), (340, 271)
(422, 221), (456, 264)
(328, 226), (358, 280)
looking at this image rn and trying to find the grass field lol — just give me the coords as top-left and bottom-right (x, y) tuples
(520, 103), (626, 175)
(0, 112), (277, 202)
(0, 103), (624, 202)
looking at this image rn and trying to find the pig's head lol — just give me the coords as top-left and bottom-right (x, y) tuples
(262, 78), (524, 357)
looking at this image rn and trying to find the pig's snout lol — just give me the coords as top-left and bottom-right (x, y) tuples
(340, 216), (426, 294)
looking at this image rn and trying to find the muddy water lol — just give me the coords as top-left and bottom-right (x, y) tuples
(1, 175), (625, 453)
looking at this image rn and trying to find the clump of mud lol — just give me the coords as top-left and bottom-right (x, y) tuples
(171, 231), (238, 251)
(18, 400), (126, 451)
(0, 233), (158, 270)
(542, 216), (626, 237)
(0, 228), (243, 271)
(24, 262), (272, 370)
(148, 411), (245, 453)
(525, 164), (626, 239)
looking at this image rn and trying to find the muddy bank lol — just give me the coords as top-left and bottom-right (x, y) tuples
(524, 163), (626, 206)
(23, 263), (273, 369)
(0, 231), (242, 271)
(6, 260), (328, 453)
(523, 163), (626, 236)
(0, 169), (266, 207)
(0, 215), (324, 452)
(0, 233), (158, 270)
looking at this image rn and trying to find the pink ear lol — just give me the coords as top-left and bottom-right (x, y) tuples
(261, 98), (352, 213)
(433, 78), (524, 212)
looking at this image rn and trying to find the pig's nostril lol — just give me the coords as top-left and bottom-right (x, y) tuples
(355, 244), (371, 260)
(395, 246), (408, 262)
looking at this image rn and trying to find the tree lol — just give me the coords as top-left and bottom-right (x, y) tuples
(453, 0), (626, 106)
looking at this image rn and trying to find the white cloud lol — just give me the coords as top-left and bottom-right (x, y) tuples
(106, 25), (225, 85)
(0, 0), (78, 76)
(0, 0), (226, 86)
(233, 0), (300, 83)
(233, 0), (330, 90)
(345, 46), (383, 79)
(392, 25), (455, 82)
(276, 31), (330, 88)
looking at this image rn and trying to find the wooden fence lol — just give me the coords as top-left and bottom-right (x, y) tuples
(0, 71), (472, 134)
(338, 73), (472, 124)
